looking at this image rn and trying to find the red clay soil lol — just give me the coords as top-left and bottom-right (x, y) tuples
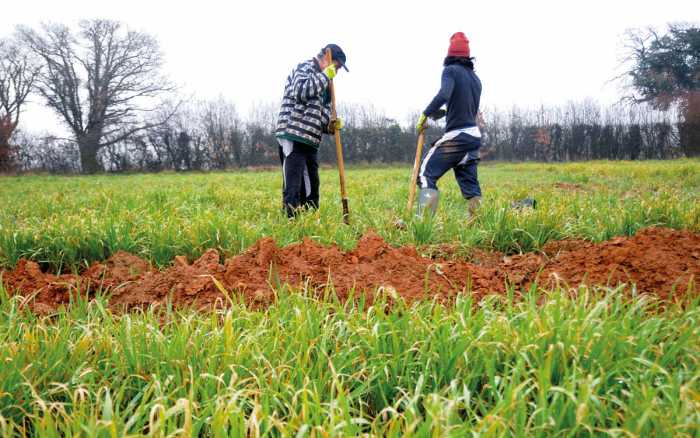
(2, 227), (698, 313)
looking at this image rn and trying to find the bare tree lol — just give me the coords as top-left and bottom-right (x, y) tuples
(199, 97), (241, 169)
(17, 19), (176, 173)
(245, 101), (278, 166)
(0, 38), (40, 171)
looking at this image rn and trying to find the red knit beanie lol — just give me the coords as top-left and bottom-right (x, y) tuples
(447, 32), (470, 57)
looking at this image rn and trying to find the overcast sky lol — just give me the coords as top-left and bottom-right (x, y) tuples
(2, 0), (696, 132)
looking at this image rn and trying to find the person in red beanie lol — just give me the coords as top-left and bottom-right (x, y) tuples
(415, 32), (483, 221)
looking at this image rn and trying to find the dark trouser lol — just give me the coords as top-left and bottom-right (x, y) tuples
(279, 141), (320, 218)
(419, 135), (482, 199)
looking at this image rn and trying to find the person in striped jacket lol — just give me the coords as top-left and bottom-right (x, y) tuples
(275, 44), (348, 218)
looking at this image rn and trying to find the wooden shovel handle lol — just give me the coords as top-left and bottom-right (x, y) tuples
(326, 48), (350, 225)
(407, 130), (426, 213)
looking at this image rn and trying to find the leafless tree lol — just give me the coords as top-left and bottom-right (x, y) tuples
(12, 130), (81, 173)
(199, 97), (242, 169)
(17, 19), (177, 173)
(245, 101), (279, 166)
(0, 38), (40, 171)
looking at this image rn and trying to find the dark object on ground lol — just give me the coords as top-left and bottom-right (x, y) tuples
(511, 198), (537, 210)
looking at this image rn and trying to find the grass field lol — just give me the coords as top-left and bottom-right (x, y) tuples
(1, 160), (700, 436)
(1, 160), (698, 271)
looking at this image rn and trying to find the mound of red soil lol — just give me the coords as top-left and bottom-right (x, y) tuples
(1, 259), (76, 314)
(540, 228), (700, 300)
(2, 227), (698, 313)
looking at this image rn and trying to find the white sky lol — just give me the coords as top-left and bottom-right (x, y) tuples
(2, 0), (697, 133)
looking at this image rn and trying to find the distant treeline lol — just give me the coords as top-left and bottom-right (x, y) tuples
(482, 99), (696, 161)
(8, 98), (697, 174)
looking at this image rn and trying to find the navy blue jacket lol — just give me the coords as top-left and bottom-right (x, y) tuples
(424, 64), (481, 132)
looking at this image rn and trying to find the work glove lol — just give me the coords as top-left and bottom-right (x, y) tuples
(323, 64), (337, 80)
(415, 113), (427, 133)
(329, 117), (343, 133)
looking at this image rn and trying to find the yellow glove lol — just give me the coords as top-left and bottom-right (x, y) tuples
(415, 113), (427, 133)
(323, 64), (337, 80)
(329, 117), (343, 133)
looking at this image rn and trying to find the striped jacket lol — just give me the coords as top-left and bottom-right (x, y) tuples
(275, 59), (333, 148)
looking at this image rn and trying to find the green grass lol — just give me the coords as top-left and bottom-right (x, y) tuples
(1, 285), (699, 436)
(1, 160), (699, 435)
(0, 160), (698, 271)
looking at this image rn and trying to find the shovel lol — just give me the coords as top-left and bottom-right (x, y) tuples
(406, 129), (426, 213)
(406, 109), (445, 214)
(326, 48), (350, 225)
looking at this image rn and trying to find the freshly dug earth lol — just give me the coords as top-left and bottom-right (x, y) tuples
(2, 227), (698, 313)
